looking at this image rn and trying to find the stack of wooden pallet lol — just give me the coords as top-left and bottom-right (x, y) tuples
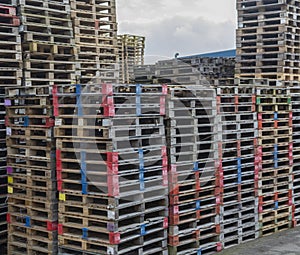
(19, 0), (76, 86)
(0, 92), (6, 254)
(2, 81), (300, 255)
(54, 83), (168, 255)
(134, 65), (156, 84)
(155, 59), (204, 85)
(0, 2), (21, 252)
(71, 0), (118, 84)
(5, 86), (58, 255)
(117, 34), (145, 84)
(291, 86), (300, 225)
(182, 57), (235, 85)
(236, 0), (300, 84)
(216, 82), (259, 250)
(133, 57), (235, 86)
(256, 86), (294, 237)
(0, 3), (21, 87)
(166, 86), (222, 255)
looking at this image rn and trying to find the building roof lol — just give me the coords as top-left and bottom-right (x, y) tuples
(181, 49), (236, 59)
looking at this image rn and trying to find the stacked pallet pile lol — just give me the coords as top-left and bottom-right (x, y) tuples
(117, 34), (145, 84)
(256, 86), (294, 237)
(155, 59), (204, 85)
(216, 82), (259, 249)
(5, 86), (57, 255)
(0, 2), (21, 252)
(213, 78), (235, 87)
(134, 65), (156, 84)
(133, 57), (235, 86)
(54, 83), (168, 255)
(71, 0), (118, 84)
(291, 86), (300, 224)
(166, 86), (222, 255)
(0, 89), (6, 254)
(182, 57), (235, 85)
(19, 0), (75, 86)
(236, 0), (300, 84)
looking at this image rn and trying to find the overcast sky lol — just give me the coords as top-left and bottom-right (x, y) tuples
(116, 0), (237, 63)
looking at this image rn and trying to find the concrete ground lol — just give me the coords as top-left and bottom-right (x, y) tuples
(218, 227), (300, 255)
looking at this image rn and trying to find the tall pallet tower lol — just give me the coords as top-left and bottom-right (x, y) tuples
(71, 0), (119, 84)
(117, 34), (145, 84)
(0, 2), (21, 253)
(18, 0), (76, 86)
(236, 0), (300, 85)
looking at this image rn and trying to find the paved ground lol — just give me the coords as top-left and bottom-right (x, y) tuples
(218, 227), (300, 255)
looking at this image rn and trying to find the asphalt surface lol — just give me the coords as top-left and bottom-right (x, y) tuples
(218, 227), (300, 255)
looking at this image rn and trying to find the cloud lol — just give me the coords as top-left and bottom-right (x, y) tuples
(116, 0), (236, 63)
